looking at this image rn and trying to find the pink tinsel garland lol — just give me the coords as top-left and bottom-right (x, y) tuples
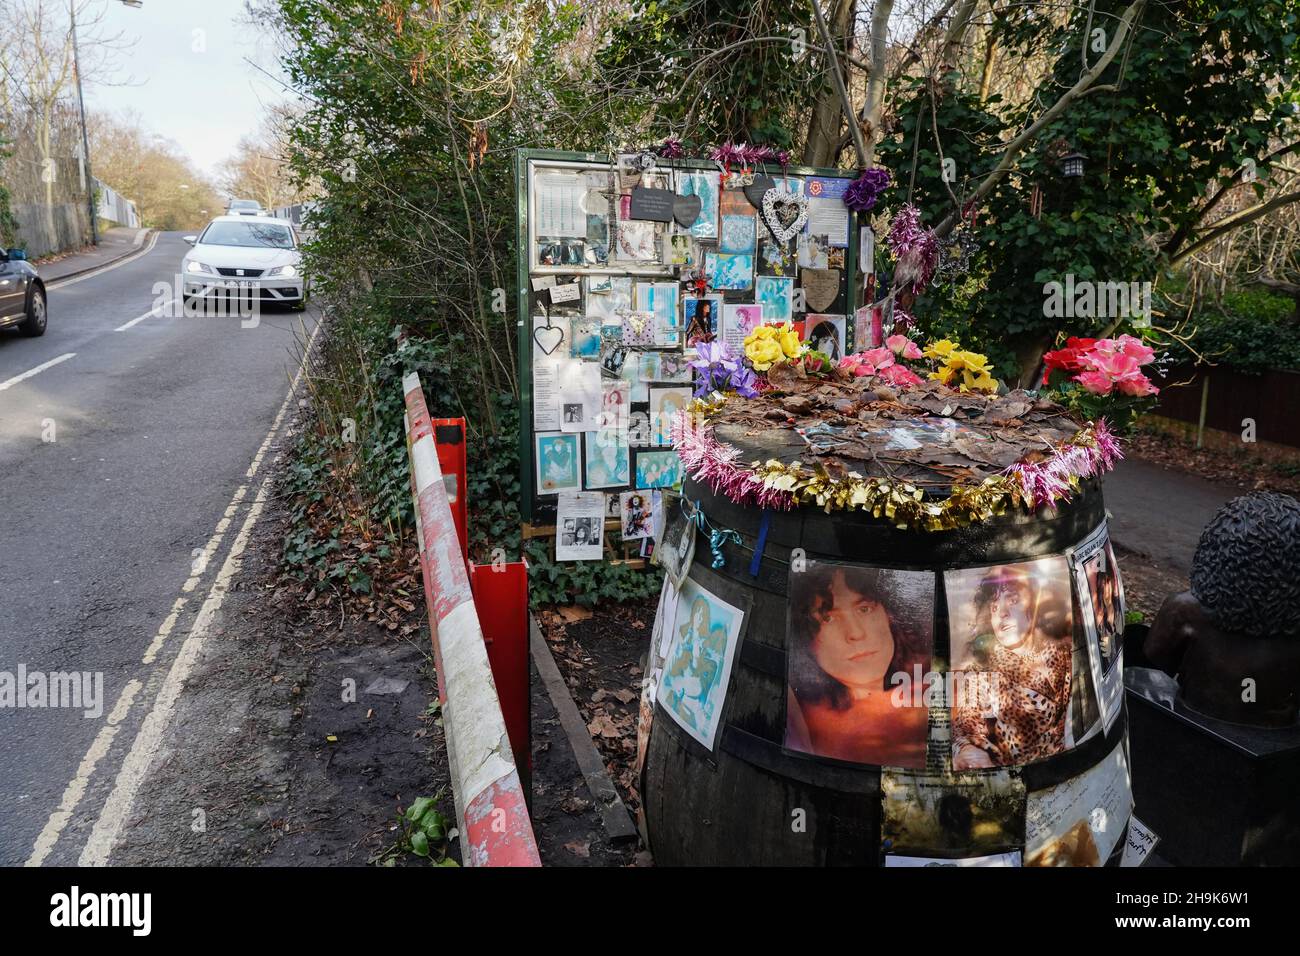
(673, 411), (1124, 516)
(1001, 418), (1124, 508)
(671, 411), (795, 510)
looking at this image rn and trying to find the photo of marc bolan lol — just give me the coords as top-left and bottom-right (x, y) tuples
(947, 557), (1075, 770)
(785, 562), (934, 768)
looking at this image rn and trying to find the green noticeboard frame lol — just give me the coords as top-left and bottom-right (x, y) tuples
(514, 147), (862, 527)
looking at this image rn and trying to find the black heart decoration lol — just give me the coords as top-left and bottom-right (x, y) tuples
(744, 175), (775, 209)
(533, 322), (564, 356)
(673, 193), (702, 228)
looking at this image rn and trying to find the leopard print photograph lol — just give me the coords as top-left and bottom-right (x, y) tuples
(947, 557), (1076, 770)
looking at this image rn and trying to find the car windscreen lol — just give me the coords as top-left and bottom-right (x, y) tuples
(199, 221), (295, 248)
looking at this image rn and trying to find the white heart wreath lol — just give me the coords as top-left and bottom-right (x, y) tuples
(761, 188), (809, 245)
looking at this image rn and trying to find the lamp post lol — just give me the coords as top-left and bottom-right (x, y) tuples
(70, 0), (143, 246)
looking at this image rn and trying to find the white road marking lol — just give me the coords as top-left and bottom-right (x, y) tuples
(114, 300), (173, 332)
(24, 319), (321, 867)
(45, 231), (159, 289)
(22, 681), (144, 868)
(0, 352), (76, 392)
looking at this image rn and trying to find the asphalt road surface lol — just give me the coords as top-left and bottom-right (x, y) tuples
(0, 231), (317, 865)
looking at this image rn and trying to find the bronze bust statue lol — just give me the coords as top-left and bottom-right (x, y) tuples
(1145, 491), (1300, 728)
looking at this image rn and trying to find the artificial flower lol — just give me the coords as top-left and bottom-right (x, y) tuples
(776, 323), (804, 360)
(844, 167), (891, 213)
(743, 325), (785, 371)
(878, 363), (924, 387)
(923, 338), (960, 361)
(885, 334), (924, 360)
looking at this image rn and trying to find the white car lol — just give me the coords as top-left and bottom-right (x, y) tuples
(182, 216), (306, 310)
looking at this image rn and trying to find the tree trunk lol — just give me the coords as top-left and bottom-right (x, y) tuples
(801, 0), (854, 168)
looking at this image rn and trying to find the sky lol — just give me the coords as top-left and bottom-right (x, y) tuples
(83, 0), (291, 182)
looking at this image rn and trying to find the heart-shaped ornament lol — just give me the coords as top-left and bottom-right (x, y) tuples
(802, 268), (841, 313)
(673, 193), (702, 228)
(744, 175), (775, 209)
(761, 188), (809, 245)
(533, 322), (564, 356)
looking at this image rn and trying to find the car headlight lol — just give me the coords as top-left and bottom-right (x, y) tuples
(267, 264), (297, 278)
(186, 260), (215, 275)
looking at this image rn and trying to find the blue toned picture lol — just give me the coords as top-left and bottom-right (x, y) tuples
(570, 317), (602, 359)
(635, 449), (682, 490)
(756, 275), (793, 322)
(584, 430), (629, 489)
(719, 188), (756, 254)
(657, 577), (747, 750)
(705, 252), (754, 292)
(679, 171), (720, 240)
(535, 432), (581, 493)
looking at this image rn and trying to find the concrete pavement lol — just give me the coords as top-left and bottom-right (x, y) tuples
(34, 227), (152, 283)
(0, 231), (317, 866)
(1104, 457), (1242, 573)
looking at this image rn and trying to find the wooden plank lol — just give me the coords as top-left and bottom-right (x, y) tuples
(529, 616), (640, 844)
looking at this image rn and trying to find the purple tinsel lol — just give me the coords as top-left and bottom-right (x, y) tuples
(708, 142), (790, 169)
(887, 204), (939, 294)
(1002, 419), (1124, 508)
(689, 341), (759, 398)
(843, 167), (891, 213)
(671, 411), (795, 510)
(657, 137), (685, 159)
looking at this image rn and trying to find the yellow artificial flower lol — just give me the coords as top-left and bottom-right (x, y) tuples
(776, 323), (804, 360)
(923, 338), (959, 361)
(744, 325), (783, 371)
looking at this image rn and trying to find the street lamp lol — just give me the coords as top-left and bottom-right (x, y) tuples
(71, 0), (144, 246)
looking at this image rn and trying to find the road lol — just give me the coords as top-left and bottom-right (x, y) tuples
(0, 232), (317, 865)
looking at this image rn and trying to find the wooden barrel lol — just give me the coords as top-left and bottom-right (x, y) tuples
(642, 474), (1130, 866)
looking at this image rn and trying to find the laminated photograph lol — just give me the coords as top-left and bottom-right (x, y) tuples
(1025, 739), (1133, 866)
(1072, 523), (1126, 731)
(534, 432), (581, 494)
(784, 561), (933, 768)
(656, 576), (747, 751)
(555, 491), (605, 562)
(946, 557), (1075, 769)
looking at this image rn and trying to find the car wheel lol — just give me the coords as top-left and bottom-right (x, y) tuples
(18, 285), (46, 337)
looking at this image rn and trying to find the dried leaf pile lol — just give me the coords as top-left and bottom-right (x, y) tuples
(714, 374), (1084, 494)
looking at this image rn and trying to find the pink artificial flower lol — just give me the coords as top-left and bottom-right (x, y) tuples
(838, 354), (874, 377)
(878, 363), (924, 387)
(859, 347), (895, 370)
(1115, 372), (1159, 397)
(1076, 370), (1114, 395)
(1092, 335), (1155, 366)
(885, 334), (924, 360)
(1114, 334), (1156, 365)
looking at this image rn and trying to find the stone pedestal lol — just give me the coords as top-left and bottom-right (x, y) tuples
(1126, 659), (1300, 866)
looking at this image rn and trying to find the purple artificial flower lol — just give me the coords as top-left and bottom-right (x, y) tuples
(844, 167), (891, 213)
(730, 365), (760, 398)
(690, 341), (757, 398)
